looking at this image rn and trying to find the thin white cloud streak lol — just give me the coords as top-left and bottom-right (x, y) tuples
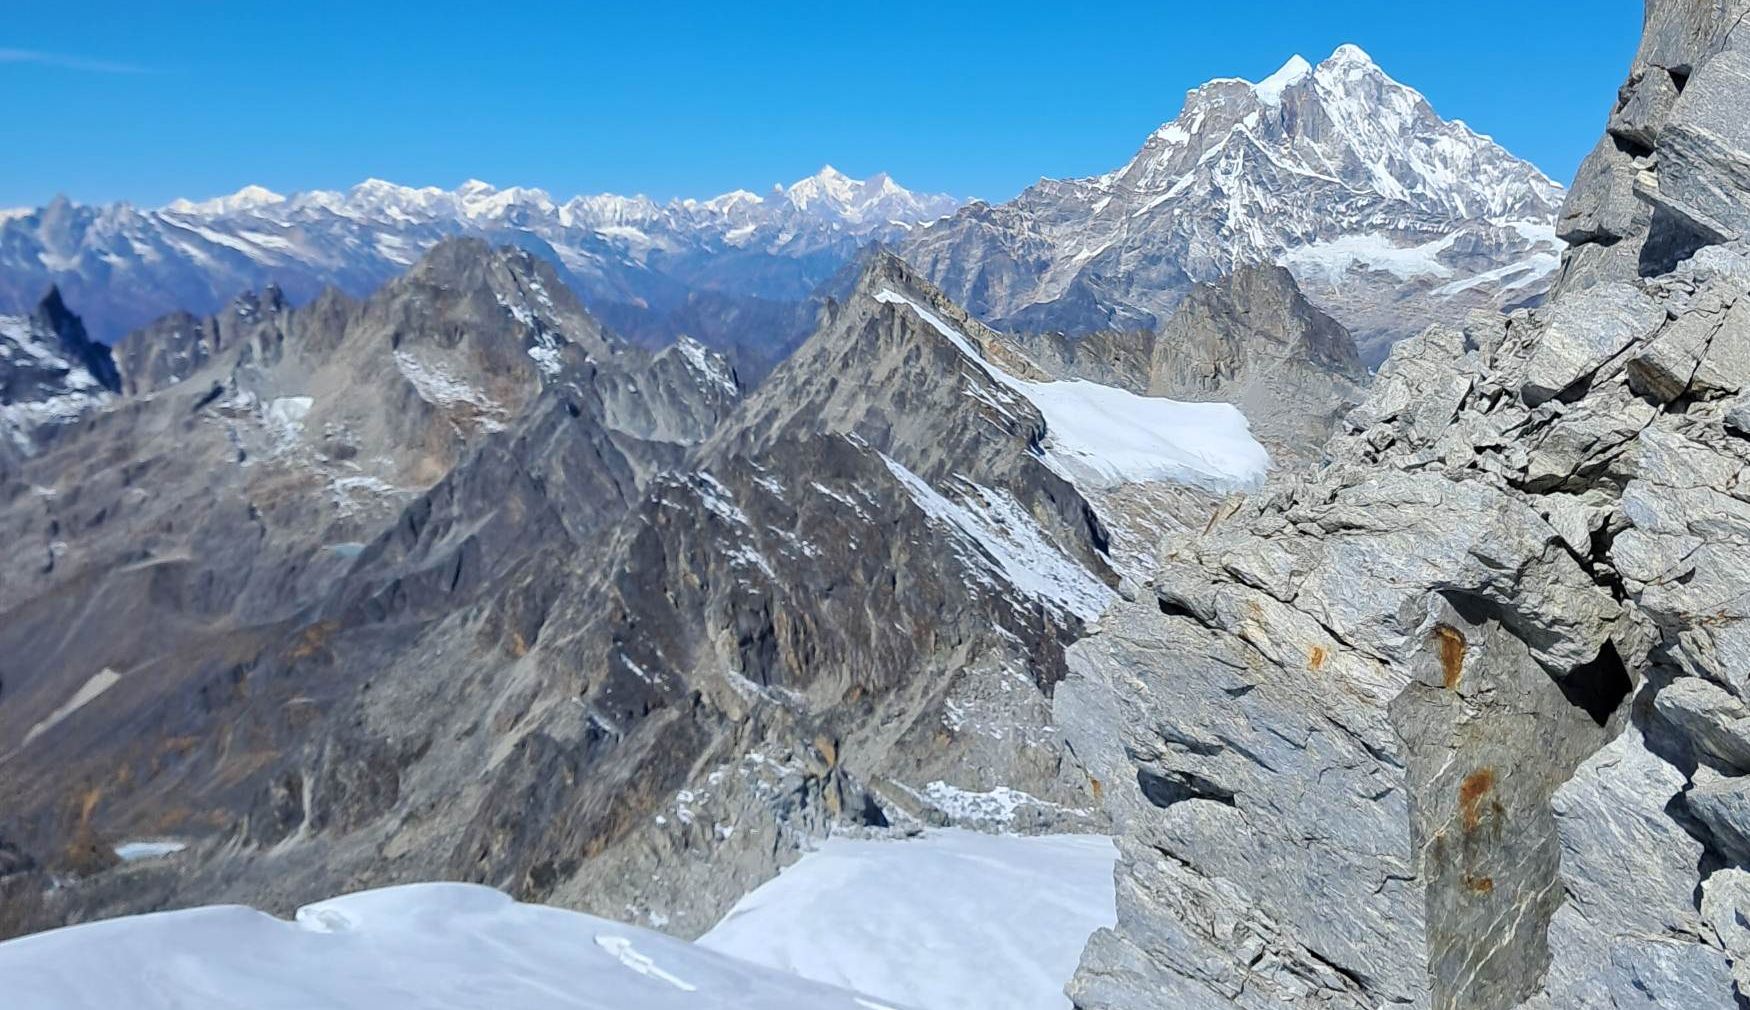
(0, 48), (151, 74)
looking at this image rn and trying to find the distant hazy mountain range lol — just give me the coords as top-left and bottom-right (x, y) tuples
(0, 167), (957, 375)
(1, 45), (1561, 371)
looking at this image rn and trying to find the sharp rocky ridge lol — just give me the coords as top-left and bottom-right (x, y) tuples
(902, 43), (1566, 365)
(0, 214), (1359, 946)
(0, 287), (120, 465)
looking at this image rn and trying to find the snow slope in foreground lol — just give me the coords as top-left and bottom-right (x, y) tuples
(873, 289), (1270, 491)
(700, 829), (1119, 1010)
(0, 882), (909, 1010)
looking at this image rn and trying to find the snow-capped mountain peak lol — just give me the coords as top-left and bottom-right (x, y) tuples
(163, 184), (286, 218)
(1328, 42), (1376, 65)
(784, 164), (857, 206)
(139, 172), (950, 235)
(900, 45), (1567, 363)
(1117, 43), (1562, 220)
(459, 182), (558, 219)
(782, 165), (863, 214)
(1254, 53), (1312, 105)
(688, 189), (763, 214)
(777, 165), (957, 225)
(328, 178), (452, 221)
(560, 192), (663, 229)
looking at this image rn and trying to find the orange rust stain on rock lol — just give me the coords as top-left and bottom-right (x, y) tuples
(62, 786), (110, 874)
(1308, 645), (1329, 671)
(1433, 624), (1466, 689)
(1460, 768), (1497, 832)
(1090, 777), (1104, 802)
(1465, 874), (1495, 895)
(77, 786), (102, 825)
(285, 620), (339, 661)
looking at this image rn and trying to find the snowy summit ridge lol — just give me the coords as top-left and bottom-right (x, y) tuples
(1253, 53), (1313, 106)
(901, 44), (1566, 363)
(153, 166), (954, 234)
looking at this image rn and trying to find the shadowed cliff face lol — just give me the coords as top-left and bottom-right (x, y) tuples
(0, 287), (119, 468)
(1057, 3), (1750, 1008)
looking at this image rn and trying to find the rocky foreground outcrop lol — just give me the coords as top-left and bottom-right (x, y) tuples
(1058, 3), (1750, 1007)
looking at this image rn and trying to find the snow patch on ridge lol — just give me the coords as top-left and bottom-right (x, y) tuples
(113, 840), (187, 862)
(879, 453), (1116, 621)
(700, 830), (1118, 1010)
(675, 336), (738, 395)
(1433, 250), (1561, 297)
(873, 289), (1269, 491)
(1022, 379), (1270, 491)
(21, 668), (122, 748)
(0, 882), (896, 1010)
(393, 351), (508, 431)
(1281, 231), (1461, 285)
(920, 781), (1085, 829)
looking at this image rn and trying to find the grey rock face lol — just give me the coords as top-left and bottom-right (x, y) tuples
(1535, 723), (1720, 1009)
(1554, 0), (1750, 291)
(1643, 46), (1750, 245)
(903, 46), (1564, 365)
(1392, 600), (1617, 1010)
(1557, 137), (1653, 265)
(1702, 868), (1750, 994)
(1691, 769), (1750, 865)
(1059, 6), (1750, 1007)
(1519, 281), (1666, 405)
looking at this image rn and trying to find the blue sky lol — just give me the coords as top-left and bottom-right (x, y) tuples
(4, 1), (1642, 209)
